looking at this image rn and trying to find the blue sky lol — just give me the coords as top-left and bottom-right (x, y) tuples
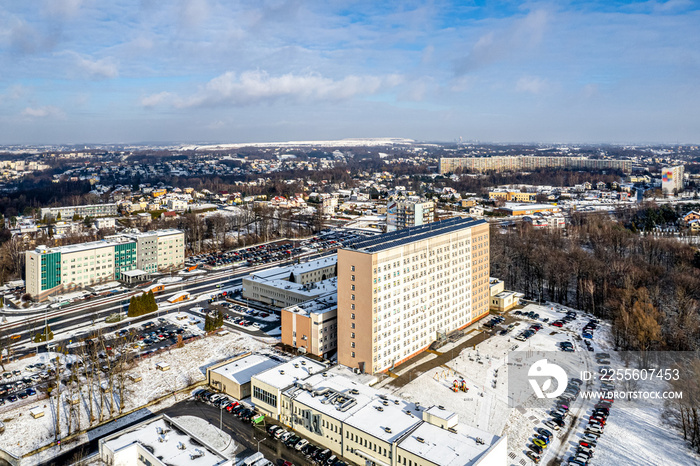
(0, 0), (699, 144)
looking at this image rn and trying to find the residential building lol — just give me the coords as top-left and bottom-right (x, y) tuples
(488, 191), (536, 203)
(386, 200), (435, 232)
(662, 165), (685, 195)
(99, 414), (231, 466)
(336, 217), (490, 374)
(93, 217), (116, 230)
(26, 229), (184, 301)
(40, 203), (118, 221)
(439, 156), (631, 174)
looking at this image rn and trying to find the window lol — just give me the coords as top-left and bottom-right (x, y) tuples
(253, 386), (277, 407)
(351, 304), (355, 310)
(351, 265), (355, 272)
(351, 342), (355, 348)
(351, 332), (355, 338)
(351, 352), (355, 358)
(351, 313), (355, 319)
(351, 275), (355, 281)
(351, 323), (355, 329)
(351, 294), (355, 301)
(351, 284), (355, 291)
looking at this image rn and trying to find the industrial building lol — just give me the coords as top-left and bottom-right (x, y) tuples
(336, 217), (491, 374)
(488, 191), (537, 203)
(206, 352), (280, 400)
(25, 229), (184, 301)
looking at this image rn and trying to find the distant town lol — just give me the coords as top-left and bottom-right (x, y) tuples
(0, 139), (698, 466)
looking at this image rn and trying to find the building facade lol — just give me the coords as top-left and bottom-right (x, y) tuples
(26, 229), (185, 301)
(488, 191), (537, 203)
(336, 217), (490, 374)
(281, 299), (338, 358)
(40, 203), (118, 220)
(661, 165), (684, 195)
(387, 200), (435, 232)
(439, 156), (631, 174)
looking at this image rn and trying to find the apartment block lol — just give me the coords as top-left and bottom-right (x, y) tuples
(40, 203), (118, 220)
(336, 217), (490, 374)
(661, 165), (684, 195)
(387, 200), (435, 232)
(26, 229), (184, 301)
(439, 156), (631, 174)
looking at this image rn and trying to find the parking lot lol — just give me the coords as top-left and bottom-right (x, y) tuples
(185, 230), (372, 270)
(194, 388), (349, 466)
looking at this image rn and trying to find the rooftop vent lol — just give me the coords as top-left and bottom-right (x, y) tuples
(438, 405), (445, 410)
(393, 400), (399, 405)
(301, 361), (306, 365)
(384, 427), (392, 433)
(322, 372), (328, 377)
(382, 400), (389, 406)
(294, 364), (299, 368)
(375, 406), (384, 412)
(350, 389), (359, 395)
(280, 370), (285, 375)
(448, 427), (457, 434)
(177, 442), (186, 450)
(417, 437), (425, 443)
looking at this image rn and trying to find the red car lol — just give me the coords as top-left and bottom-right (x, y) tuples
(283, 462), (293, 466)
(551, 321), (564, 327)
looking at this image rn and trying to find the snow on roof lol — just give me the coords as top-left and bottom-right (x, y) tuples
(283, 293), (337, 316)
(424, 405), (458, 422)
(344, 396), (423, 444)
(101, 415), (230, 466)
(252, 356), (326, 390)
(398, 422), (499, 466)
(210, 354), (280, 385)
(248, 275), (338, 299)
(251, 256), (337, 281)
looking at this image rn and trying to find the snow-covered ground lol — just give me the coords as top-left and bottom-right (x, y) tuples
(383, 303), (700, 466)
(0, 325), (282, 464)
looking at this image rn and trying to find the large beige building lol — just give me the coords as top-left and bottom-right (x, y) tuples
(336, 217), (490, 374)
(281, 297), (338, 358)
(440, 156), (631, 174)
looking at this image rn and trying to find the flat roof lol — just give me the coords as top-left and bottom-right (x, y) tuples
(121, 269), (147, 277)
(344, 395), (423, 444)
(252, 356), (326, 390)
(247, 275), (338, 298)
(101, 415), (230, 466)
(501, 202), (559, 211)
(210, 354), (280, 385)
(398, 422), (499, 466)
(283, 293), (337, 316)
(342, 217), (486, 253)
(251, 256), (337, 281)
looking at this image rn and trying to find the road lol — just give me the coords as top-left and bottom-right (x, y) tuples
(44, 399), (315, 466)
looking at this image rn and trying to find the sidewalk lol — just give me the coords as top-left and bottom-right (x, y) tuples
(384, 311), (520, 390)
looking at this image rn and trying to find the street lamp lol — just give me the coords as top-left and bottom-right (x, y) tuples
(253, 437), (265, 452)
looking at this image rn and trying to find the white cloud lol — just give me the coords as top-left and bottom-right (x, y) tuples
(21, 106), (63, 118)
(56, 51), (119, 79)
(143, 70), (403, 108)
(516, 76), (549, 94)
(455, 9), (550, 75)
(141, 91), (175, 108)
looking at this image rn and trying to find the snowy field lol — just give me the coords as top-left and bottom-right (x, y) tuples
(383, 303), (700, 466)
(0, 325), (281, 464)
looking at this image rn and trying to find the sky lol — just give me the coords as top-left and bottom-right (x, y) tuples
(0, 0), (699, 145)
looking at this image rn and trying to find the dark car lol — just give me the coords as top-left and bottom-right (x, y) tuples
(528, 443), (543, 455)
